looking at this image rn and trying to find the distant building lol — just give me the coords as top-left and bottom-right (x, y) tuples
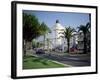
(45, 20), (78, 52)
(36, 20), (90, 53)
(49, 20), (67, 52)
(77, 30), (91, 52)
(77, 31), (84, 50)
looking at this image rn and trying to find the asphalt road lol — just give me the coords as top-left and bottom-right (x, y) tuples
(35, 51), (91, 67)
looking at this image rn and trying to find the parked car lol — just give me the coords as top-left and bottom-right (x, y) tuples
(36, 49), (45, 54)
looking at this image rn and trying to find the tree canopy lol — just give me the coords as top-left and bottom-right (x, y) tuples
(23, 13), (41, 41)
(23, 13), (50, 42)
(78, 22), (90, 34)
(40, 22), (51, 35)
(64, 26), (75, 52)
(78, 22), (91, 53)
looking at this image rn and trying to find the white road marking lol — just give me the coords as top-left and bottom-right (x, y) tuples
(67, 57), (80, 60)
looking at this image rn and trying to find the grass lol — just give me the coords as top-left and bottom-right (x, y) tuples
(23, 55), (66, 69)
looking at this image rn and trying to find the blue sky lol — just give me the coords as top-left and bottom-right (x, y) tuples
(23, 10), (89, 29)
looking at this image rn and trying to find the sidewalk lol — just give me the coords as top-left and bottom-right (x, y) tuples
(48, 51), (90, 57)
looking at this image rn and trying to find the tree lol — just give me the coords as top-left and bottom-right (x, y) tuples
(78, 22), (90, 53)
(23, 13), (41, 56)
(32, 39), (37, 49)
(40, 22), (51, 49)
(46, 38), (50, 51)
(23, 13), (51, 56)
(64, 27), (75, 53)
(23, 13), (41, 41)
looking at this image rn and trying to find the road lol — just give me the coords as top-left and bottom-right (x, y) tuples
(35, 51), (91, 67)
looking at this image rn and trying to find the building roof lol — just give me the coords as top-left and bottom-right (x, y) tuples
(54, 20), (65, 30)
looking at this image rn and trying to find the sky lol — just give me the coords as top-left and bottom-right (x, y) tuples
(23, 10), (90, 30)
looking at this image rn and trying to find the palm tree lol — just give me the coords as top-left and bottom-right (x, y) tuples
(64, 26), (75, 53)
(78, 22), (90, 53)
(40, 22), (51, 49)
(23, 13), (40, 56)
(23, 13), (41, 41)
(46, 38), (50, 51)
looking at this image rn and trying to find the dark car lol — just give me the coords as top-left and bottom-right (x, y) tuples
(36, 49), (45, 54)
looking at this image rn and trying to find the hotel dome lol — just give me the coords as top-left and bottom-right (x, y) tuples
(54, 20), (65, 30)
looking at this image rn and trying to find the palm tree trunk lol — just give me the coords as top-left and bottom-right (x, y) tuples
(47, 39), (49, 51)
(84, 34), (87, 54)
(24, 40), (26, 56)
(44, 35), (45, 49)
(67, 39), (70, 53)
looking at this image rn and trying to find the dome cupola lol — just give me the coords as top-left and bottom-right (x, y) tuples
(56, 19), (59, 23)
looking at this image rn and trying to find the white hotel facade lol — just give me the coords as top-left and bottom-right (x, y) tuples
(39, 20), (81, 52)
